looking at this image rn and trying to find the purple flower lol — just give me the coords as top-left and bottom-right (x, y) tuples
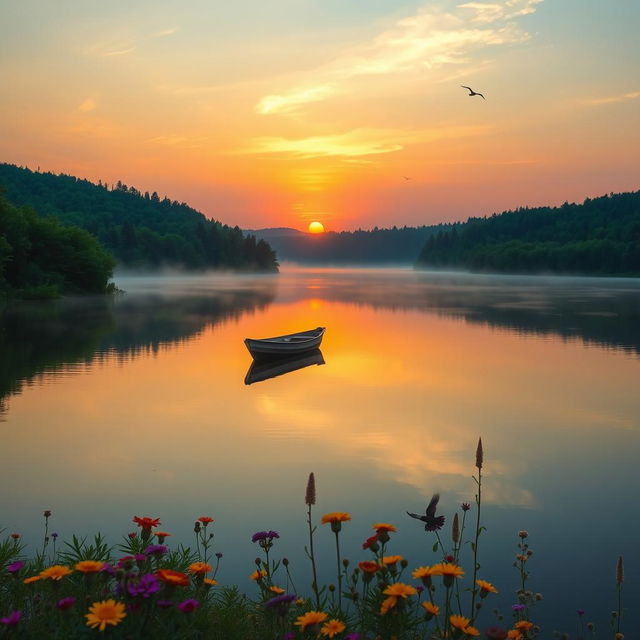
(56, 597), (76, 611)
(251, 530), (280, 543)
(415, 585), (425, 594)
(6, 561), (24, 574)
(143, 544), (168, 556)
(101, 563), (117, 576)
(128, 573), (161, 598)
(461, 502), (471, 511)
(264, 594), (296, 616)
(283, 633), (296, 640)
(177, 599), (199, 613)
(0, 611), (21, 627)
(577, 609), (585, 616)
(345, 634), (362, 640)
(511, 604), (526, 611)
(134, 553), (147, 566)
(51, 532), (58, 539)
(157, 599), (174, 609)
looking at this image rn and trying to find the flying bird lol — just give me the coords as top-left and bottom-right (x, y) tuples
(403, 176), (412, 181)
(461, 85), (485, 100)
(407, 493), (446, 531)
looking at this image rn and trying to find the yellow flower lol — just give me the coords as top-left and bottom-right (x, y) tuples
(464, 626), (481, 637)
(422, 601), (439, 616)
(85, 599), (127, 631)
(507, 631), (523, 640)
(450, 614), (472, 631)
(436, 563), (464, 578)
(270, 586), (285, 594)
(380, 596), (398, 615)
(203, 578), (218, 587)
(476, 579), (498, 595)
(295, 598), (306, 606)
(320, 512), (352, 524)
(514, 621), (534, 631)
(188, 562), (213, 575)
(40, 565), (73, 581)
(23, 576), (41, 584)
(75, 560), (105, 574)
(383, 582), (417, 598)
(294, 611), (328, 630)
(249, 570), (267, 581)
(372, 523), (396, 532)
(382, 555), (404, 565)
(321, 619), (346, 638)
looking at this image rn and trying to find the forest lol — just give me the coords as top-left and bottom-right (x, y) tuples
(0, 163), (278, 272)
(416, 191), (640, 275)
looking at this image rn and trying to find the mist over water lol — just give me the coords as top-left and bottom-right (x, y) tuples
(1, 266), (639, 635)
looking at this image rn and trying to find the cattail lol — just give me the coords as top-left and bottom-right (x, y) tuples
(305, 472), (316, 506)
(452, 513), (460, 545)
(616, 555), (624, 585)
(475, 437), (483, 470)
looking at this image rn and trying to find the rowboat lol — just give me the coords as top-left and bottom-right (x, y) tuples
(244, 327), (326, 358)
(244, 349), (325, 385)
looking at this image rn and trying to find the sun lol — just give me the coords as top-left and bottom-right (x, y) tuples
(308, 221), (325, 234)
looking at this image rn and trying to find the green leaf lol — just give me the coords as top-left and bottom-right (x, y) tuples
(432, 541), (439, 553)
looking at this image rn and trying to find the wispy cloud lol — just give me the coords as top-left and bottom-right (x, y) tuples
(151, 28), (178, 39)
(242, 124), (490, 159)
(256, 0), (543, 115)
(582, 90), (640, 106)
(102, 45), (136, 57)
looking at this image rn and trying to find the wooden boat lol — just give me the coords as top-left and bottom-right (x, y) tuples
(244, 327), (326, 358)
(244, 349), (325, 385)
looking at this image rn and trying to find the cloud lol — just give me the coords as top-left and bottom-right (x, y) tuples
(581, 90), (640, 106)
(242, 125), (490, 159)
(256, 0), (542, 115)
(151, 28), (178, 38)
(78, 97), (97, 112)
(102, 45), (136, 57)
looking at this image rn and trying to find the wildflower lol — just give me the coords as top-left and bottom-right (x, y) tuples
(75, 560), (105, 574)
(250, 569), (267, 581)
(215, 552), (223, 559)
(576, 609), (585, 616)
(143, 544), (168, 556)
(0, 611), (21, 627)
(344, 635), (361, 640)
(155, 569), (189, 586)
(56, 597), (77, 610)
(506, 631), (523, 640)
(514, 621), (534, 631)
(382, 555), (403, 566)
(128, 574), (160, 598)
(373, 522), (396, 532)
(85, 599), (126, 631)
(133, 516), (161, 530)
(10, 533), (20, 540)
(362, 534), (379, 550)
(461, 502), (471, 511)
(155, 532), (171, 541)
(198, 516), (214, 525)
(306, 472), (316, 505)
(476, 579), (498, 596)
(23, 576), (41, 584)
(412, 565), (443, 585)
(252, 531), (280, 550)
(264, 594), (296, 616)
(518, 531), (528, 539)
(380, 582), (417, 614)
(321, 512), (351, 532)
(321, 619), (346, 638)
(51, 532), (58, 539)
(511, 604), (525, 612)
(422, 601), (439, 618)
(485, 627), (508, 640)
(40, 565), (73, 581)
(117, 556), (135, 570)
(295, 611), (328, 631)
(127, 532), (137, 539)
(450, 614), (472, 631)
(358, 561), (379, 574)
(7, 561), (24, 574)
(435, 562), (464, 587)
(270, 586), (286, 594)
(188, 562), (212, 575)
(177, 599), (199, 613)
(464, 626), (481, 636)
(203, 578), (217, 587)
(44, 510), (52, 518)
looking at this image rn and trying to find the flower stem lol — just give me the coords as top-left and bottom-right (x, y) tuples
(334, 530), (343, 606)
(307, 503), (320, 609)
(469, 466), (482, 620)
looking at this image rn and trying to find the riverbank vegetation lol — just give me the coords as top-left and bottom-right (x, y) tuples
(416, 191), (640, 276)
(0, 163), (278, 272)
(0, 440), (625, 639)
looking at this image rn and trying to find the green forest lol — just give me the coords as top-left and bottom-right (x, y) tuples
(0, 163), (278, 273)
(416, 190), (640, 275)
(0, 195), (115, 298)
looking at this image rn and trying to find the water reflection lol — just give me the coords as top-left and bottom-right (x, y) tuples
(244, 349), (325, 385)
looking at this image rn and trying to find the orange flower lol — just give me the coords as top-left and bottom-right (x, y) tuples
(40, 565), (73, 581)
(198, 516), (214, 525)
(250, 570), (267, 581)
(464, 626), (481, 637)
(270, 586), (285, 594)
(422, 601), (439, 616)
(132, 516), (160, 531)
(320, 512), (351, 524)
(382, 555), (403, 565)
(507, 631), (523, 640)
(75, 561), (105, 574)
(412, 565), (443, 579)
(85, 599), (126, 631)
(476, 579), (498, 595)
(372, 523), (396, 532)
(380, 596), (398, 615)
(187, 562), (212, 575)
(358, 561), (379, 574)
(450, 615), (472, 631)
(203, 578), (218, 587)
(23, 576), (41, 584)
(294, 611), (328, 630)
(436, 562), (464, 586)
(155, 532), (171, 539)
(514, 621), (534, 631)
(155, 569), (189, 586)
(320, 619), (346, 638)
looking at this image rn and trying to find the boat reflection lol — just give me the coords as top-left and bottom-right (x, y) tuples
(244, 349), (325, 385)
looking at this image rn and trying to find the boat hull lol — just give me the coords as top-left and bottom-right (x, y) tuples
(244, 349), (325, 385)
(244, 327), (325, 358)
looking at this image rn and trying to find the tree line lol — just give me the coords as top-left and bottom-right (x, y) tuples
(416, 191), (640, 275)
(0, 163), (279, 273)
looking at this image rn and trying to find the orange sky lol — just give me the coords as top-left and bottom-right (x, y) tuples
(1, 0), (639, 230)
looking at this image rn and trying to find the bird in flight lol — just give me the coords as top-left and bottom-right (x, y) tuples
(407, 493), (446, 531)
(403, 176), (412, 181)
(461, 85), (485, 100)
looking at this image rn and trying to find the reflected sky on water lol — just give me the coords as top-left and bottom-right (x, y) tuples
(1, 267), (639, 634)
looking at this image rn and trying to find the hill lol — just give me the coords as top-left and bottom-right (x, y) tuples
(416, 191), (640, 276)
(0, 163), (278, 272)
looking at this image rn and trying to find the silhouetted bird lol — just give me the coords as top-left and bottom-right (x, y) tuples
(403, 176), (412, 181)
(407, 493), (446, 531)
(461, 85), (485, 100)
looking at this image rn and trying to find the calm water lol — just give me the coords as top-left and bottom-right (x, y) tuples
(2, 267), (639, 634)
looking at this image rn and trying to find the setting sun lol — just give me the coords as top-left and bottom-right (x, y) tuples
(308, 221), (325, 234)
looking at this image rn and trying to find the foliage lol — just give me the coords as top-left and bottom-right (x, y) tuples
(0, 163), (278, 272)
(416, 191), (640, 275)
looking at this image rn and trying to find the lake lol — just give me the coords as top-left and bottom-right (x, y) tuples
(1, 266), (639, 635)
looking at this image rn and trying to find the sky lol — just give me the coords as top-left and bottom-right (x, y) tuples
(1, 0), (639, 231)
